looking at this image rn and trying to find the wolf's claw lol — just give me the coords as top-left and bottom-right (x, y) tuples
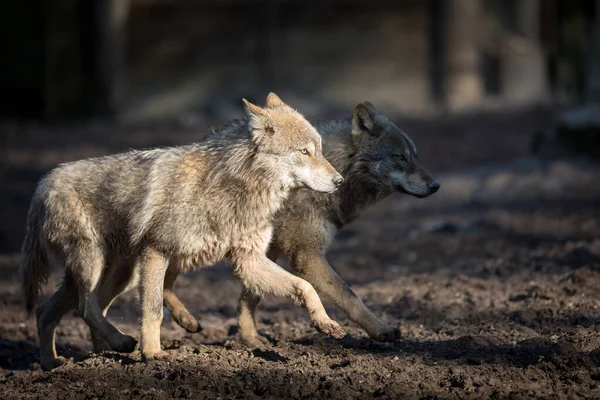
(176, 314), (202, 334)
(370, 325), (401, 342)
(240, 333), (271, 348)
(315, 319), (346, 339)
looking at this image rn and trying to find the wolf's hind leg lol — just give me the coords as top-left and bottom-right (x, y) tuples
(232, 253), (346, 340)
(163, 270), (202, 333)
(71, 245), (137, 354)
(36, 273), (78, 371)
(91, 260), (139, 354)
(293, 250), (401, 342)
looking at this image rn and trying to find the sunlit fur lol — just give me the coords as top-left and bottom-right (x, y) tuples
(19, 93), (345, 370)
(100, 102), (440, 347)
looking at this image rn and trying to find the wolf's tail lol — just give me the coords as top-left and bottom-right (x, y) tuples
(20, 207), (49, 316)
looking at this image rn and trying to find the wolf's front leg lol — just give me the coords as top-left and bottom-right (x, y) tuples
(292, 250), (401, 342)
(232, 253), (346, 340)
(238, 286), (270, 347)
(237, 246), (280, 347)
(139, 248), (169, 360)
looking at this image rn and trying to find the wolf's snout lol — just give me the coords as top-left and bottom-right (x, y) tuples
(333, 175), (344, 188)
(428, 181), (440, 193)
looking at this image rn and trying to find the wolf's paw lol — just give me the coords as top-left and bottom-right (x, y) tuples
(370, 325), (401, 342)
(41, 355), (69, 371)
(315, 319), (346, 339)
(114, 335), (139, 353)
(240, 333), (271, 349)
(141, 350), (168, 362)
(175, 313), (202, 334)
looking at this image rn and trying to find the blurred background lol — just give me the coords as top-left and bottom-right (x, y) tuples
(2, 2), (600, 396)
(2, 0), (600, 121)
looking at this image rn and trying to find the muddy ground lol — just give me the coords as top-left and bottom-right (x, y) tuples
(1, 107), (600, 399)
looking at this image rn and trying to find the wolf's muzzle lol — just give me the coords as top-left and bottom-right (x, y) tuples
(333, 175), (344, 188)
(428, 181), (440, 193)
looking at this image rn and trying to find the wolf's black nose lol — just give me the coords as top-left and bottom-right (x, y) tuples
(333, 176), (344, 187)
(428, 181), (440, 193)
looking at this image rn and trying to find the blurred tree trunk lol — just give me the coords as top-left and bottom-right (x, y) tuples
(47, 0), (129, 118)
(533, 1), (600, 160)
(0, 0), (45, 118)
(443, 0), (483, 111)
(45, 0), (89, 118)
(428, 0), (445, 108)
(1, 0), (129, 119)
(586, 0), (600, 103)
(501, 0), (548, 104)
(254, 0), (279, 96)
(93, 0), (129, 116)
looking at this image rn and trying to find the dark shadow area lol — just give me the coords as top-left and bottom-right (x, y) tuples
(284, 332), (600, 371)
(0, 338), (87, 371)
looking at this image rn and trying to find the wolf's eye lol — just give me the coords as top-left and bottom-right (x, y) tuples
(395, 154), (406, 162)
(300, 148), (309, 155)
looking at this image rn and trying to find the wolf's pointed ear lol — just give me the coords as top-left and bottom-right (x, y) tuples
(363, 101), (377, 116)
(242, 98), (266, 118)
(265, 92), (286, 108)
(352, 102), (378, 144)
(242, 98), (275, 142)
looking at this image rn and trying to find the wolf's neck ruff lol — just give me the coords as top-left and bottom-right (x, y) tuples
(334, 157), (393, 226)
(128, 133), (293, 261)
(207, 137), (294, 228)
(310, 118), (394, 227)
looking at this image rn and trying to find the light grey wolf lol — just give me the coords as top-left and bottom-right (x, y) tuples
(20, 93), (345, 370)
(163, 101), (440, 345)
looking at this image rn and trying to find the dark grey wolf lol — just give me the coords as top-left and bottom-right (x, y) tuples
(233, 101), (440, 346)
(20, 93), (345, 370)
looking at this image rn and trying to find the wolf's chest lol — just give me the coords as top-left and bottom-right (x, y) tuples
(164, 222), (273, 271)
